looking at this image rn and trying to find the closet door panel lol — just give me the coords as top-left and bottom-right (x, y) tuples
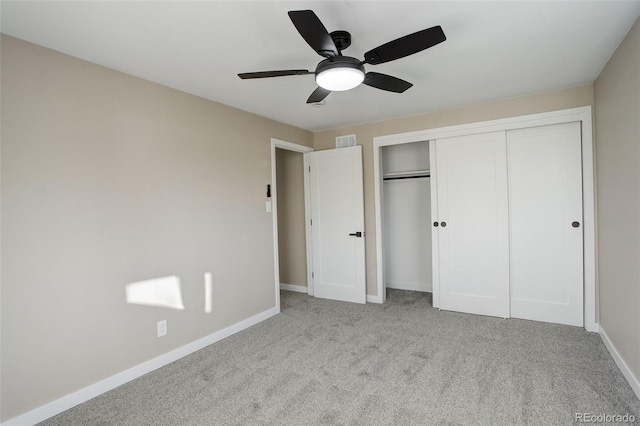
(507, 122), (583, 326)
(436, 132), (509, 318)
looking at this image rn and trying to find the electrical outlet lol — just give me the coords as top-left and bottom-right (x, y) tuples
(157, 320), (167, 337)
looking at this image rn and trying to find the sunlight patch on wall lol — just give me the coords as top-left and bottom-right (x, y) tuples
(126, 275), (185, 310)
(204, 272), (213, 313)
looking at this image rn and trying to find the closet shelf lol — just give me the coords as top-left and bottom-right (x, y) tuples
(383, 170), (430, 180)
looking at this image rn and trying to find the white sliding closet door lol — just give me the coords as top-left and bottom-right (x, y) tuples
(507, 122), (583, 326)
(436, 132), (510, 318)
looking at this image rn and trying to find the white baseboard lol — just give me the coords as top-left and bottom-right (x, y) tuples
(367, 294), (383, 304)
(280, 283), (378, 303)
(280, 283), (379, 303)
(600, 325), (640, 400)
(279, 283), (308, 293)
(2, 306), (279, 426)
(586, 321), (599, 333)
(386, 281), (432, 293)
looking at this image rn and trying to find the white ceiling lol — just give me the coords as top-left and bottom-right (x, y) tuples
(2, 1), (640, 132)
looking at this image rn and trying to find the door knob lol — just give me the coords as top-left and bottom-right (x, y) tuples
(441, 222), (447, 227)
(349, 232), (363, 237)
(572, 221), (580, 228)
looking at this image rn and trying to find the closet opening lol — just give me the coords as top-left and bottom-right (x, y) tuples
(380, 140), (433, 303)
(372, 107), (595, 330)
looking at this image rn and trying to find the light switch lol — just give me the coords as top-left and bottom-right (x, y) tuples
(266, 201), (272, 212)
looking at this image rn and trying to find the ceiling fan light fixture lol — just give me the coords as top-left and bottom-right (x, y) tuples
(316, 67), (365, 91)
(315, 58), (365, 91)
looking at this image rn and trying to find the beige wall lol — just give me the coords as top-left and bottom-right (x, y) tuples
(275, 148), (307, 287)
(314, 85), (595, 296)
(0, 35), (313, 421)
(594, 17), (640, 386)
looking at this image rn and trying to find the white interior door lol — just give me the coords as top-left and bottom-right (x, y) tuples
(308, 146), (366, 304)
(507, 122), (584, 326)
(436, 132), (510, 318)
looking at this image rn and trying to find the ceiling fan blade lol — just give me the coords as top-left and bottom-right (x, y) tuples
(288, 10), (338, 58)
(238, 70), (312, 79)
(363, 26), (446, 65)
(307, 87), (331, 103)
(363, 72), (413, 93)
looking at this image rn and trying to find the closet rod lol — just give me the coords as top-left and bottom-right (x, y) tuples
(383, 173), (430, 181)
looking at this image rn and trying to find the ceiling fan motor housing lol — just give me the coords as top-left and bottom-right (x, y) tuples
(330, 30), (352, 52)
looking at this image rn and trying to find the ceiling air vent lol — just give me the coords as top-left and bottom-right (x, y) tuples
(336, 134), (356, 149)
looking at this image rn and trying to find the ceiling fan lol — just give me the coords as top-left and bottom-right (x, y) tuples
(238, 10), (446, 104)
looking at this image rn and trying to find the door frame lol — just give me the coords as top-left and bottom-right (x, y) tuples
(271, 138), (314, 313)
(373, 106), (597, 332)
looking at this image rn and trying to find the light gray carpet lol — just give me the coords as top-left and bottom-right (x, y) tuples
(40, 290), (639, 425)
